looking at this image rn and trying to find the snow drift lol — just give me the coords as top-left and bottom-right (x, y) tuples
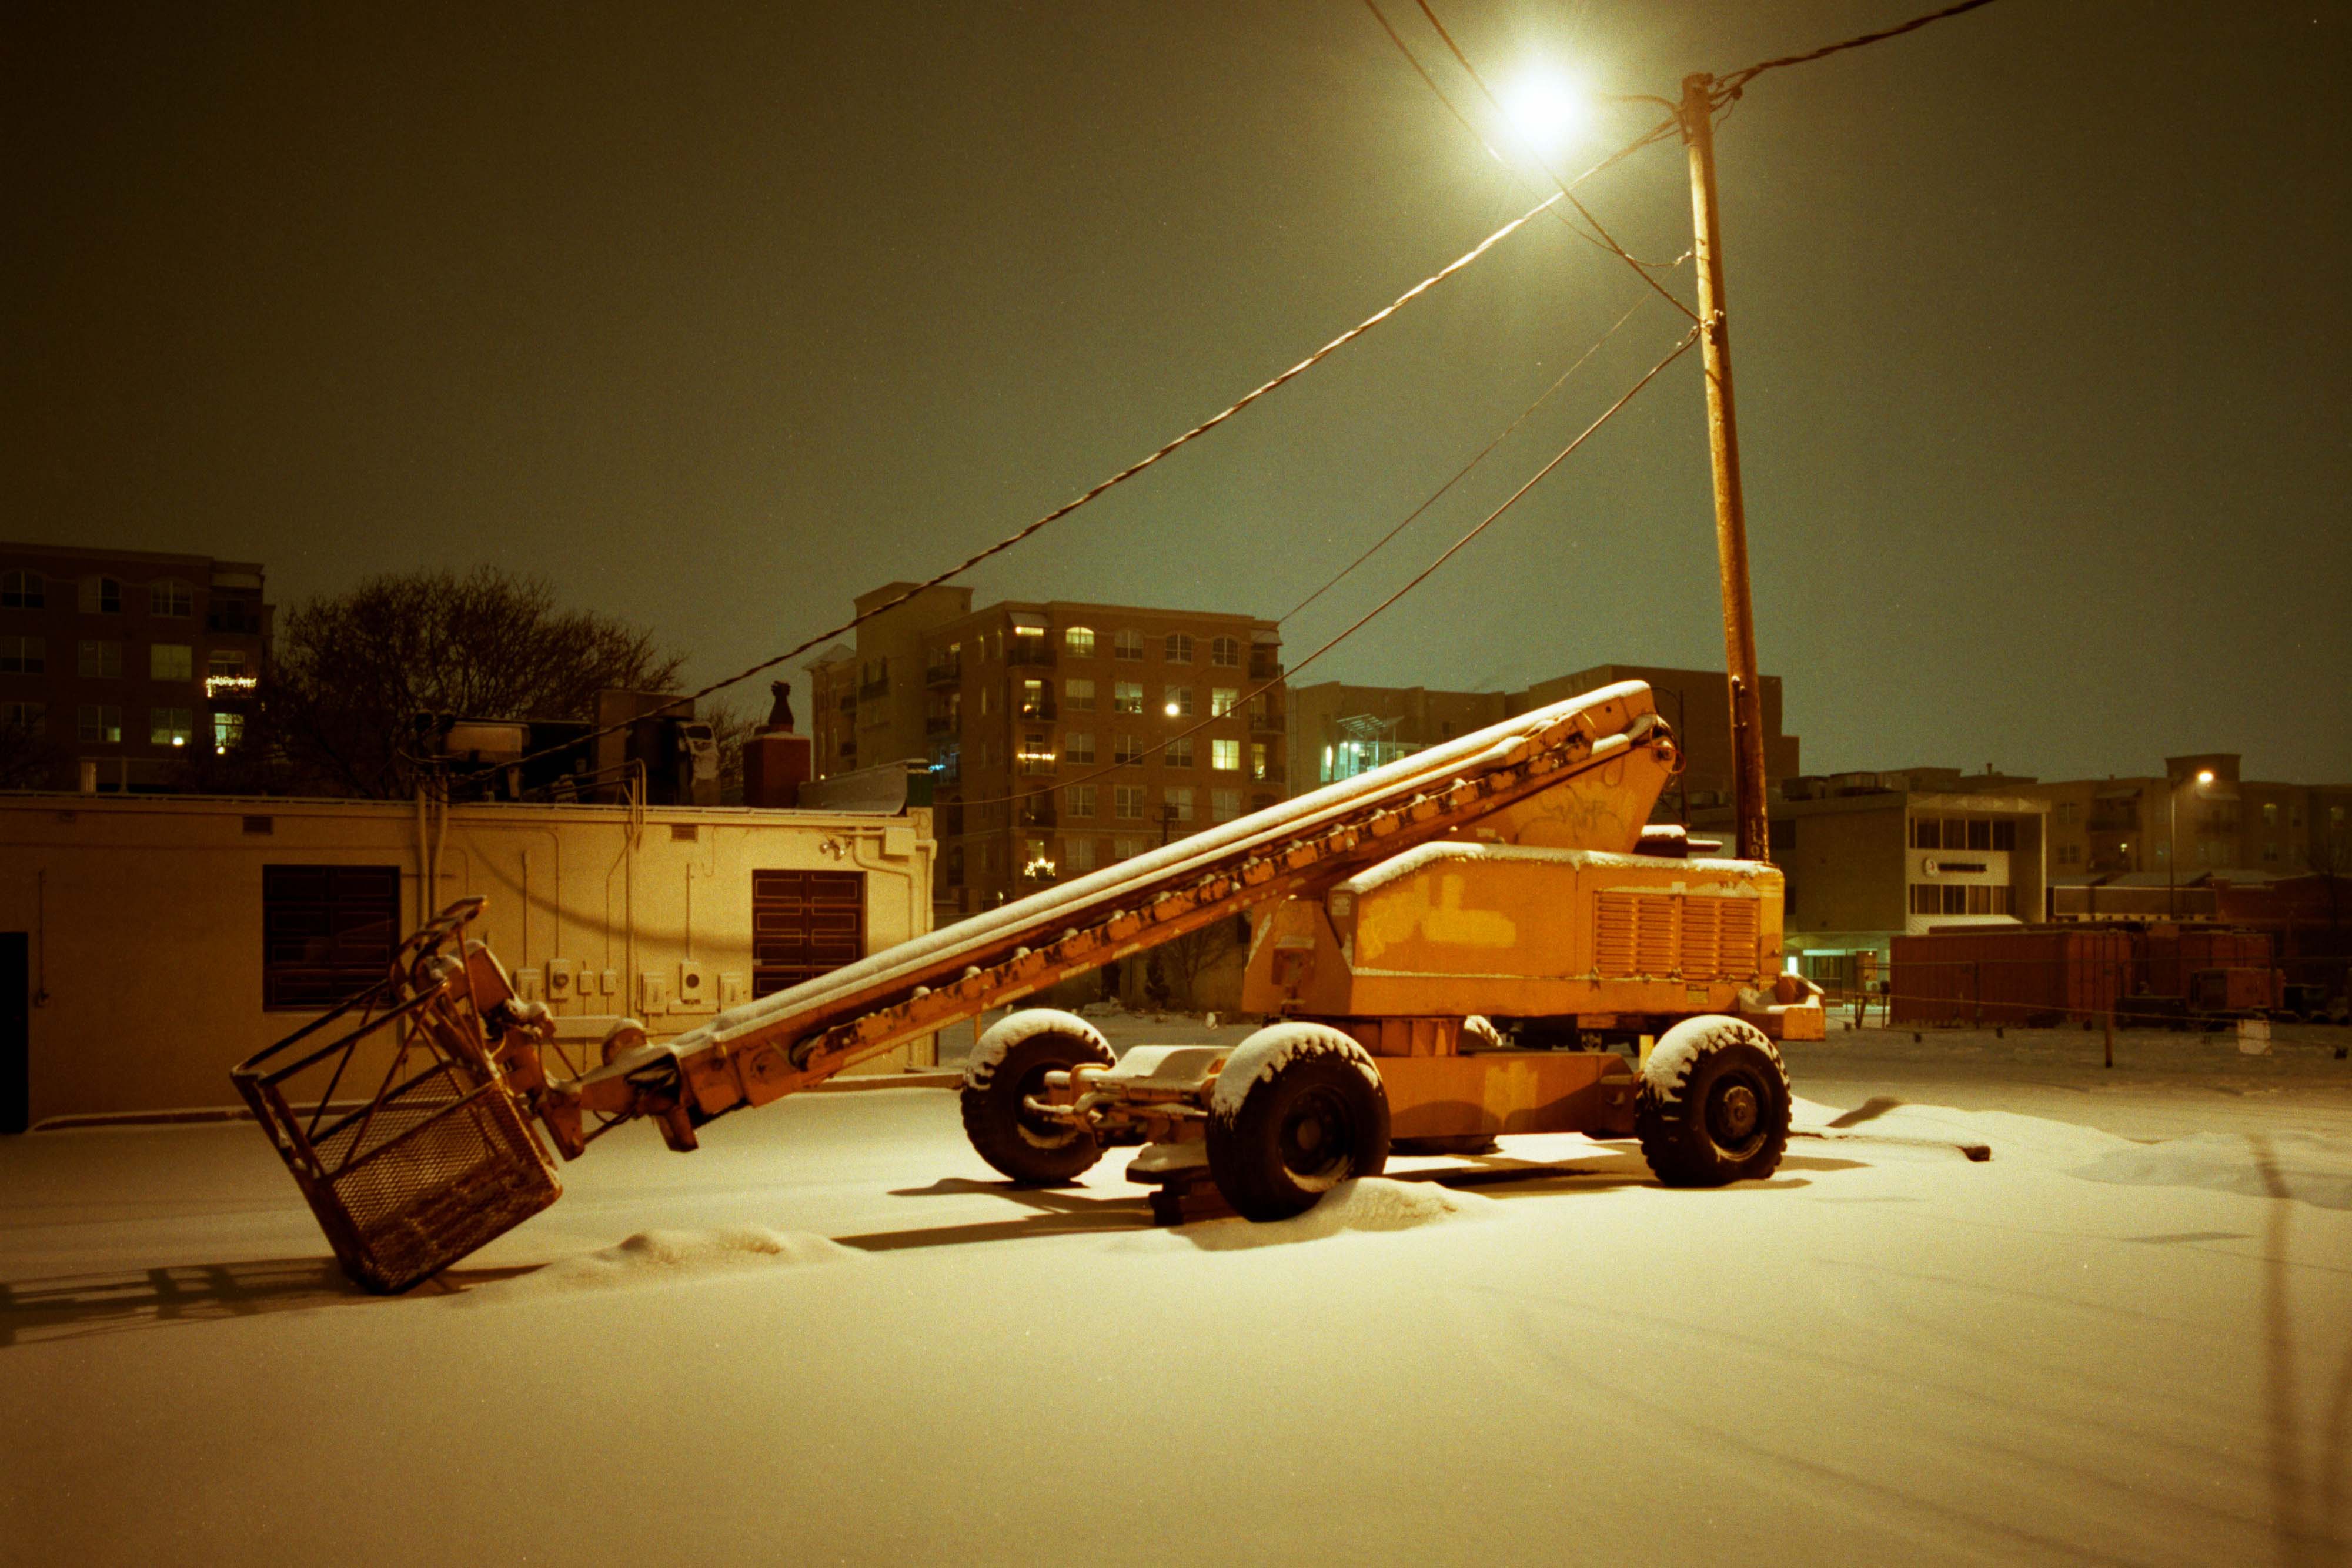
(461, 1226), (864, 1300)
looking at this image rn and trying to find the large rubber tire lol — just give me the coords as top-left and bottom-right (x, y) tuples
(1207, 1025), (1391, 1221)
(960, 1015), (1115, 1186)
(1635, 1016), (1790, 1188)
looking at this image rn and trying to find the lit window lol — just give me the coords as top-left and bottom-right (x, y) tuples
(2263, 803), (2279, 825)
(79, 576), (123, 614)
(1165, 736), (1194, 768)
(1210, 636), (1240, 668)
(1250, 742), (1269, 781)
(1212, 789), (1241, 821)
(1065, 784), (1097, 818)
(1065, 627), (1095, 657)
(1113, 630), (1144, 661)
(151, 643), (194, 681)
(1212, 738), (1241, 771)
(149, 706), (194, 747)
(1164, 633), (1194, 664)
(1020, 732), (1055, 775)
(1065, 678), (1095, 711)
(1065, 732), (1095, 765)
(1165, 786), (1194, 823)
(213, 711), (245, 754)
(149, 580), (193, 617)
(1114, 785), (1145, 821)
(78, 640), (122, 678)
(1211, 687), (1240, 717)
(1112, 681), (1143, 714)
(0, 636), (44, 674)
(1020, 679), (1050, 717)
(78, 703), (122, 743)
(1163, 687), (1193, 718)
(1, 570), (44, 609)
(1114, 734), (1144, 765)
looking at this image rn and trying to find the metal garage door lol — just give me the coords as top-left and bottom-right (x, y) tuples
(751, 870), (866, 998)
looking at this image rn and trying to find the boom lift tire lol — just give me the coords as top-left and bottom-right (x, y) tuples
(1635, 1015), (1790, 1188)
(1207, 1025), (1391, 1221)
(961, 1011), (1115, 1186)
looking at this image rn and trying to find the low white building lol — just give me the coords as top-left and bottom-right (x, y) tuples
(0, 792), (936, 1128)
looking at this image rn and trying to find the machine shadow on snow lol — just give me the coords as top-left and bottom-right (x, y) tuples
(0, 1255), (533, 1348)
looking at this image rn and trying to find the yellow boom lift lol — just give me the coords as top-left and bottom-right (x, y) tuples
(235, 680), (1822, 1292)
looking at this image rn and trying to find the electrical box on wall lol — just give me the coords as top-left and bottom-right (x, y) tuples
(639, 972), (669, 1013)
(546, 961), (576, 1002)
(599, 969), (619, 998)
(513, 968), (544, 1003)
(674, 960), (714, 1012)
(719, 972), (746, 1008)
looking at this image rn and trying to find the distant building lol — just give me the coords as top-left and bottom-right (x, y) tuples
(1695, 767), (2052, 995)
(808, 583), (1284, 917)
(0, 541), (273, 793)
(2023, 754), (2352, 881)
(1289, 662), (1800, 817)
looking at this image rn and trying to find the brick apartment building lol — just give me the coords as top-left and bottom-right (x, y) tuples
(0, 541), (272, 792)
(808, 583), (1285, 916)
(2024, 754), (2352, 882)
(1288, 662), (1801, 816)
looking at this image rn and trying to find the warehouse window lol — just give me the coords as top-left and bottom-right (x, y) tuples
(262, 865), (401, 1011)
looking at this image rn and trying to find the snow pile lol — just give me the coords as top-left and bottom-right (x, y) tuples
(1642, 1016), (1775, 1103)
(1208, 1022), (1380, 1121)
(464, 1226), (863, 1299)
(1184, 1178), (1501, 1249)
(2074, 1131), (2352, 1210)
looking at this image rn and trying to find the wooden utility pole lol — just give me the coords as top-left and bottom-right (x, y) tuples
(1679, 72), (1770, 864)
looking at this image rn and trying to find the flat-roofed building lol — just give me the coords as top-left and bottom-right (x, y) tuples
(1, 541), (272, 792)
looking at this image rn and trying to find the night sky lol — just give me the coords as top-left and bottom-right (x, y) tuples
(6, 2), (2347, 782)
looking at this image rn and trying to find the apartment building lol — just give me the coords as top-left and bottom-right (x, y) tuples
(1290, 661), (1800, 815)
(0, 541), (272, 792)
(806, 583), (1285, 915)
(2026, 754), (2352, 881)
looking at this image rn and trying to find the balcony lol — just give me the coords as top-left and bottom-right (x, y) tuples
(1249, 656), (1283, 681)
(924, 714), (956, 737)
(858, 675), (891, 700)
(1249, 703), (1285, 734)
(924, 654), (961, 687)
(1007, 640), (1055, 669)
(2087, 808), (2139, 834)
(1017, 697), (1057, 723)
(1018, 797), (1058, 829)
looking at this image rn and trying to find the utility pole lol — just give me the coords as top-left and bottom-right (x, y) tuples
(1679, 72), (1770, 865)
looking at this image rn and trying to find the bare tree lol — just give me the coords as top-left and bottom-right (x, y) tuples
(0, 717), (69, 790)
(263, 567), (683, 798)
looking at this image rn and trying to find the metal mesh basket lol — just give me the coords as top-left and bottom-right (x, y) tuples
(233, 900), (562, 1293)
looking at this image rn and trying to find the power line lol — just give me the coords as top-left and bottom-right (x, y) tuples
(1277, 287), (1650, 627)
(935, 322), (1701, 825)
(1359, 0), (1686, 274)
(1717, 0), (2002, 98)
(462, 190), (1568, 784)
(1411, 1), (1699, 323)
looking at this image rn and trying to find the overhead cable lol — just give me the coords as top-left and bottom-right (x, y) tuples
(1277, 288), (1650, 626)
(1717, 0), (2003, 98)
(464, 190), (1567, 784)
(937, 322), (1702, 821)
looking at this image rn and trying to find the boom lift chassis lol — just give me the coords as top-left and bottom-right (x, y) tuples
(237, 683), (1821, 1292)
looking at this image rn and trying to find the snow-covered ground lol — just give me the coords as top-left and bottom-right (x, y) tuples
(4, 1025), (2350, 1564)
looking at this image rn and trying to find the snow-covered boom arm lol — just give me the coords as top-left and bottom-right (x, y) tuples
(533, 681), (1678, 1154)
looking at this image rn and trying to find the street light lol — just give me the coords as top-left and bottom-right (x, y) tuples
(2168, 767), (2217, 918)
(1498, 63), (1596, 153)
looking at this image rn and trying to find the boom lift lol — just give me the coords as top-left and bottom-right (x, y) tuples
(235, 680), (1821, 1292)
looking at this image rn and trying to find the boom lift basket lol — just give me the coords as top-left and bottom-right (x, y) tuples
(232, 898), (561, 1293)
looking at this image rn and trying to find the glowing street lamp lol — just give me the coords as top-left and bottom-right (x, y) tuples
(2167, 767), (2219, 918)
(1498, 63), (1595, 155)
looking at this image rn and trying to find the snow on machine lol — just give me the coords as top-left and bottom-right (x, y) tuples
(234, 680), (1822, 1291)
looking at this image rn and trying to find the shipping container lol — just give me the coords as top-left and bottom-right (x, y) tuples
(1890, 928), (2133, 1027)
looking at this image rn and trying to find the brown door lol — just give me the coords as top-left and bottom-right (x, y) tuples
(751, 871), (866, 998)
